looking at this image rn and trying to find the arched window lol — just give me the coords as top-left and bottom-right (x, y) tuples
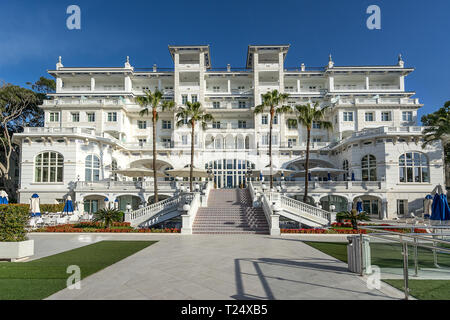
(85, 155), (100, 182)
(35, 151), (63, 182)
(399, 152), (429, 183)
(361, 155), (377, 181)
(342, 160), (349, 180)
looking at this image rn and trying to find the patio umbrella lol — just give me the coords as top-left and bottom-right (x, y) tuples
(356, 198), (363, 213)
(327, 172), (331, 181)
(0, 190), (8, 204)
(430, 185), (450, 223)
(166, 167), (211, 178)
(259, 171), (263, 181)
(114, 198), (119, 209)
(30, 193), (41, 217)
(63, 196), (74, 215)
(424, 194), (433, 218)
(308, 173), (312, 181)
(351, 172), (355, 181)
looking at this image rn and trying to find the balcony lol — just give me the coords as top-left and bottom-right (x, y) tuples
(75, 180), (177, 192)
(253, 180), (385, 192)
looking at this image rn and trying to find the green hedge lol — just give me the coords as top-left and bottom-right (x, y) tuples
(0, 205), (29, 242)
(8, 203), (65, 213)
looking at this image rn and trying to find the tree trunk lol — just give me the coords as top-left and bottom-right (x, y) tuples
(152, 109), (158, 204)
(303, 128), (311, 203)
(269, 107), (274, 189)
(190, 121), (195, 192)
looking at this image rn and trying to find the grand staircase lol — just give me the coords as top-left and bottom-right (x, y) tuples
(192, 189), (269, 234)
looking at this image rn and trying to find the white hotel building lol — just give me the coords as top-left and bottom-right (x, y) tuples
(13, 45), (445, 220)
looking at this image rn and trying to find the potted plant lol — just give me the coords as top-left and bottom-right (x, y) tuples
(0, 204), (34, 261)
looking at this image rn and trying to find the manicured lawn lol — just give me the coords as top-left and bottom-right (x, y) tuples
(0, 240), (156, 300)
(303, 241), (450, 300)
(384, 279), (450, 300)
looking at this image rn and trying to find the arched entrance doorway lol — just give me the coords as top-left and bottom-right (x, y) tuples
(320, 195), (348, 212)
(206, 159), (255, 188)
(116, 195), (142, 211)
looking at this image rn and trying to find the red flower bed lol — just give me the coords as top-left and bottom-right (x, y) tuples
(35, 224), (180, 233)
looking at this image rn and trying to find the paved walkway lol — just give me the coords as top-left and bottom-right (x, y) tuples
(27, 233), (404, 300)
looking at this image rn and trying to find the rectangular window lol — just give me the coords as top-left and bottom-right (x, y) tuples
(138, 138), (147, 146)
(49, 112), (60, 122)
(213, 86), (220, 92)
(138, 120), (147, 129)
(261, 115), (268, 125)
(402, 111), (413, 121)
(365, 112), (374, 122)
(381, 112), (391, 121)
(213, 102), (220, 109)
(182, 135), (188, 145)
(397, 200), (408, 216)
(71, 113), (79, 122)
(261, 134), (269, 145)
(288, 138), (297, 147)
(238, 101), (246, 108)
(273, 115), (278, 125)
(212, 121), (221, 129)
(343, 112), (353, 121)
(87, 112), (95, 122)
(162, 120), (172, 129)
(182, 95), (188, 104)
(312, 121), (321, 129)
(313, 138), (322, 143)
(107, 112), (117, 122)
(191, 95), (198, 103)
(238, 120), (247, 129)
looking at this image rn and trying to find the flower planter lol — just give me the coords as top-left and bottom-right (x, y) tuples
(0, 240), (34, 262)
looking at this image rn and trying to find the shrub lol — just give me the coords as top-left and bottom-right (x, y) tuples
(92, 209), (124, 229)
(40, 203), (65, 213)
(0, 204), (30, 242)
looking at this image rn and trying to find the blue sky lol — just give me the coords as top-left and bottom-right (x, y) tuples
(0, 0), (449, 120)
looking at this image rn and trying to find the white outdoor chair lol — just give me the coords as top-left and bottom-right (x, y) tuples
(43, 217), (53, 226)
(29, 218), (37, 228)
(69, 215), (79, 223)
(56, 216), (67, 225)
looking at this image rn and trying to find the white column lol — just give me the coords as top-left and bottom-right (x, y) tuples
(297, 78), (300, 93)
(227, 78), (231, 93)
(278, 51), (284, 92)
(399, 76), (405, 91)
(253, 52), (260, 105)
(328, 76), (334, 91)
(56, 78), (63, 93)
(90, 77), (95, 92)
(174, 53), (180, 104)
(124, 76), (131, 92)
(365, 75), (370, 90)
(158, 78), (162, 91)
(199, 51), (205, 104)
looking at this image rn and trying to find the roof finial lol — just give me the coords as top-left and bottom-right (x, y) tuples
(328, 53), (334, 68)
(398, 53), (404, 67)
(56, 56), (63, 69)
(124, 56), (131, 68)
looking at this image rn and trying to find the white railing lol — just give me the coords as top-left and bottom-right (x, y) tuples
(279, 195), (331, 225)
(181, 193), (201, 234)
(125, 194), (191, 227)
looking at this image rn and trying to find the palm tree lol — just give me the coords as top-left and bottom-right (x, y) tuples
(93, 208), (124, 229)
(293, 102), (332, 202)
(136, 89), (175, 204)
(422, 101), (450, 163)
(175, 101), (213, 192)
(254, 90), (291, 189)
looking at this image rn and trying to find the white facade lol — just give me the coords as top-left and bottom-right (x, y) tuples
(13, 45), (445, 218)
